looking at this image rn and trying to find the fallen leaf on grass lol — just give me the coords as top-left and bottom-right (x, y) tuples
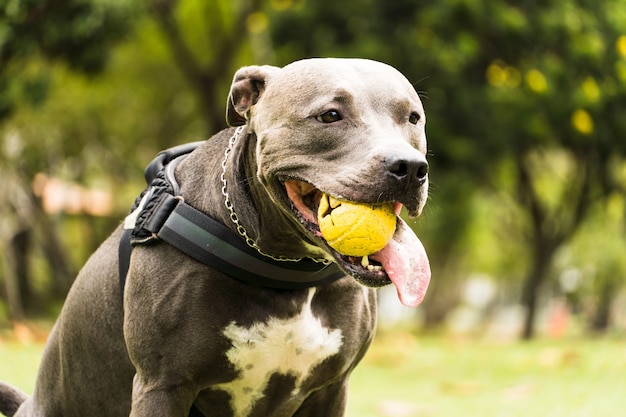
(377, 400), (424, 417)
(439, 380), (482, 396)
(538, 347), (580, 368)
(502, 382), (537, 401)
(13, 322), (35, 344)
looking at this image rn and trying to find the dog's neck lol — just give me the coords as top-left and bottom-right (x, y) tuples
(176, 126), (326, 262)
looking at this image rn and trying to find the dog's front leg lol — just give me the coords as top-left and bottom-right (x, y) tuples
(295, 379), (349, 417)
(129, 373), (197, 416)
(123, 247), (218, 417)
(125, 321), (199, 417)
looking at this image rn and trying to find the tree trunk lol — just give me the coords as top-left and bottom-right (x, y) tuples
(32, 202), (76, 297)
(590, 278), (619, 332)
(520, 237), (558, 340)
(421, 256), (462, 329)
(148, 0), (262, 135)
(514, 150), (591, 340)
(12, 228), (32, 310)
(2, 251), (25, 321)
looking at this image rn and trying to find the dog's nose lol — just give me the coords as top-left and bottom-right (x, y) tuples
(385, 155), (429, 186)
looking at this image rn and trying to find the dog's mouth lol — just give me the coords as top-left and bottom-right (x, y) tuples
(284, 180), (389, 282)
(283, 179), (431, 307)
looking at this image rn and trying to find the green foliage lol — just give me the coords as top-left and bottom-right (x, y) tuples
(0, 0), (138, 119)
(270, 0), (626, 160)
(1, 11), (208, 196)
(0, 1), (207, 317)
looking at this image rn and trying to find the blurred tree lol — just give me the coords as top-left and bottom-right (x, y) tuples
(560, 190), (626, 332)
(146, 0), (264, 133)
(0, 0), (136, 319)
(0, 0), (135, 119)
(268, 0), (626, 338)
(0, 0), (262, 320)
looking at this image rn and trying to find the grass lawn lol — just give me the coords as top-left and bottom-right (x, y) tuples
(1, 330), (624, 416)
(348, 331), (626, 417)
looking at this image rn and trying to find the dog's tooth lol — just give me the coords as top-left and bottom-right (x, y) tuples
(367, 264), (383, 272)
(361, 255), (369, 267)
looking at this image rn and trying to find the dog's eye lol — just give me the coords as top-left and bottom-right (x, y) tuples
(316, 110), (342, 123)
(409, 112), (421, 125)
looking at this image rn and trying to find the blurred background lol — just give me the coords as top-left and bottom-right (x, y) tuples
(1, 0), (625, 342)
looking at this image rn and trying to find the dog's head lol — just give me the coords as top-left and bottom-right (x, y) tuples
(226, 58), (430, 307)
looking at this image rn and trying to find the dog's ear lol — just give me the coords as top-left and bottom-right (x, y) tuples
(226, 65), (280, 126)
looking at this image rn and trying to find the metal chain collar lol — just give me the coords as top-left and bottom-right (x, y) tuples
(220, 126), (330, 264)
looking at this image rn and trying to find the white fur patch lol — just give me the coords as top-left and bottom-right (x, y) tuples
(214, 288), (343, 416)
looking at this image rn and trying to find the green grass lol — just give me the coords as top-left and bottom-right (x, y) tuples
(347, 331), (626, 417)
(0, 341), (42, 395)
(1, 331), (625, 416)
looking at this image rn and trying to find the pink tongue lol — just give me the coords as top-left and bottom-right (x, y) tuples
(373, 218), (431, 307)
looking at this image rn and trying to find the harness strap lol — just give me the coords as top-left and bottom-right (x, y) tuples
(118, 143), (343, 297)
(142, 194), (343, 289)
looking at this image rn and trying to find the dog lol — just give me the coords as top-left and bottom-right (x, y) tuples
(0, 58), (431, 417)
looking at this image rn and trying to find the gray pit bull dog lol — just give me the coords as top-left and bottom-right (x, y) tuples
(0, 58), (431, 417)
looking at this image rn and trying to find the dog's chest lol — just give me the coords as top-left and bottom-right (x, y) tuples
(213, 288), (343, 416)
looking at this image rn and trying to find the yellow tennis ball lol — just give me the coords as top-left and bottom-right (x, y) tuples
(318, 194), (397, 256)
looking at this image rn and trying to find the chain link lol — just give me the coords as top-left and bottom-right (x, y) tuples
(220, 126), (330, 264)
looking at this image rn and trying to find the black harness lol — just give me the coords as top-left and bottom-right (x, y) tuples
(118, 142), (344, 295)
